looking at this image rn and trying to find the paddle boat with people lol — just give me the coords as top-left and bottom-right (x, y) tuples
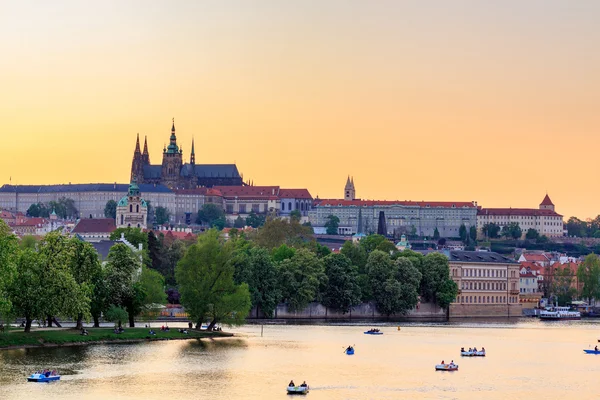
(345, 345), (355, 355)
(27, 370), (60, 382)
(435, 361), (458, 371)
(287, 380), (309, 395)
(584, 346), (600, 354)
(460, 347), (486, 357)
(364, 328), (383, 335)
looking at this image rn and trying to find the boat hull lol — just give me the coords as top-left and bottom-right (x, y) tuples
(287, 386), (309, 395)
(460, 351), (485, 357)
(364, 332), (383, 335)
(583, 350), (600, 354)
(27, 374), (60, 382)
(435, 364), (458, 371)
(345, 349), (354, 355)
(539, 316), (581, 321)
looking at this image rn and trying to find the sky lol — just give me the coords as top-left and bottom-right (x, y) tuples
(1, 1), (599, 219)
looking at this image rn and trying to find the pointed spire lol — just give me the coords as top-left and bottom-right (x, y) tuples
(190, 138), (196, 165)
(134, 133), (141, 154)
(171, 117), (175, 132)
(143, 136), (149, 155)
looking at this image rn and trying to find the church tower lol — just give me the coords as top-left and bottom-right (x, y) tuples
(161, 119), (184, 189)
(539, 194), (555, 211)
(131, 133), (145, 183)
(142, 135), (150, 165)
(344, 176), (356, 201)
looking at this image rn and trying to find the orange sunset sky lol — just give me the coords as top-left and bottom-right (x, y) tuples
(1, 1), (599, 219)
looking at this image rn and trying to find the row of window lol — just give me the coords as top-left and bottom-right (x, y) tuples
(458, 296), (518, 304)
(461, 269), (511, 278)
(461, 281), (508, 291)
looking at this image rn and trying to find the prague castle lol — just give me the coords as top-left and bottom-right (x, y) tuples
(131, 120), (243, 189)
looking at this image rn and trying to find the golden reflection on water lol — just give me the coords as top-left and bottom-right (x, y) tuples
(2, 321), (600, 399)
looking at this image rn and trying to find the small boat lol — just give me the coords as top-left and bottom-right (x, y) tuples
(287, 385), (309, 395)
(364, 331), (383, 335)
(435, 363), (458, 371)
(583, 349), (600, 354)
(345, 348), (355, 355)
(460, 351), (486, 357)
(27, 372), (60, 382)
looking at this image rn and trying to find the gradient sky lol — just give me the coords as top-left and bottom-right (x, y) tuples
(1, 1), (599, 219)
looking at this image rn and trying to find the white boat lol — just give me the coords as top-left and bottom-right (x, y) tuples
(539, 307), (581, 320)
(287, 385), (309, 395)
(435, 363), (458, 371)
(460, 350), (485, 357)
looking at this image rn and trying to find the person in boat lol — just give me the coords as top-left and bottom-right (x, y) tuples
(468, 348), (472, 352)
(473, 347), (477, 352)
(481, 347), (485, 352)
(441, 360), (445, 365)
(289, 380), (295, 387)
(461, 347), (465, 352)
(300, 381), (307, 387)
(595, 346), (598, 351)
(346, 345), (353, 352)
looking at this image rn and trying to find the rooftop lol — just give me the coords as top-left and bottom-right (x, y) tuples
(72, 218), (116, 234)
(315, 199), (477, 208)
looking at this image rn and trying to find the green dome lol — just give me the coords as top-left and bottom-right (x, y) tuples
(118, 196), (128, 207)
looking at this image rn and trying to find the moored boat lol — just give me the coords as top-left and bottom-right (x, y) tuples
(539, 307), (581, 320)
(27, 371), (60, 382)
(435, 363), (458, 371)
(287, 385), (309, 395)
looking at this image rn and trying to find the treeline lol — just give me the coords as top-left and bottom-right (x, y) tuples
(26, 197), (79, 219)
(566, 216), (600, 238)
(0, 221), (165, 332)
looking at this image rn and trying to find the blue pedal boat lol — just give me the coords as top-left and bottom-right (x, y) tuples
(27, 372), (60, 382)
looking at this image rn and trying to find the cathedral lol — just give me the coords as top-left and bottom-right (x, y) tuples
(130, 120), (244, 189)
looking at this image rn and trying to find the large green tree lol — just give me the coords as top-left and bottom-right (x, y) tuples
(246, 211), (266, 228)
(104, 243), (142, 327)
(155, 206), (170, 225)
(277, 248), (325, 312)
(196, 204), (226, 229)
(577, 254), (600, 304)
(418, 252), (458, 308)
(324, 215), (340, 235)
(255, 217), (314, 250)
(8, 249), (46, 332)
(501, 222), (522, 240)
(482, 223), (500, 239)
(0, 220), (18, 319)
(110, 227), (148, 250)
(68, 239), (102, 329)
(459, 224), (467, 242)
(176, 230), (251, 330)
(340, 241), (367, 271)
(104, 200), (117, 219)
(525, 228), (540, 240)
(322, 253), (361, 314)
(244, 248), (280, 318)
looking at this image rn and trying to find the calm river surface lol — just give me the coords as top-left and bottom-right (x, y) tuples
(1, 320), (600, 399)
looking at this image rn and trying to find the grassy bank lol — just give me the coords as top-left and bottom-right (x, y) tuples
(0, 327), (232, 349)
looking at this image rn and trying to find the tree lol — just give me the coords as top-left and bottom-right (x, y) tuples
(340, 241), (368, 271)
(138, 266), (167, 320)
(8, 249), (45, 332)
(255, 217), (314, 250)
(110, 227), (148, 250)
(290, 210), (302, 221)
(176, 229), (251, 330)
(376, 240), (398, 255)
(27, 203), (49, 218)
(245, 248), (280, 318)
(359, 234), (387, 254)
(469, 226), (477, 242)
(196, 204), (226, 229)
(272, 244), (296, 263)
(552, 266), (576, 306)
(482, 223), (500, 239)
(502, 222), (522, 240)
(365, 250), (421, 316)
(104, 243), (142, 327)
(418, 252), (458, 308)
(324, 215), (340, 235)
(49, 197), (78, 219)
(525, 228), (540, 241)
(155, 206), (170, 225)
(19, 235), (38, 250)
(0, 221), (18, 319)
(577, 254), (600, 304)
(104, 305), (129, 328)
(104, 200), (117, 219)
(68, 239), (102, 329)
(566, 217), (587, 237)
(277, 249), (325, 312)
(459, 224), (467, 242)
(322, 253), (361, 313)
(233, 216), (246, 228)
(246, 211), (266, 228)
(433, 228), (440, 240)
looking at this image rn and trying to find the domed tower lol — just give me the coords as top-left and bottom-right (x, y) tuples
(116, 180), (148, 229)
(161, 119), (183, 189)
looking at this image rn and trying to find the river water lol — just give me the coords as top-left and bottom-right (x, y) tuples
(1, 319), (599, 399)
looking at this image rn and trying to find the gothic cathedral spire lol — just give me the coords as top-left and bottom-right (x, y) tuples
(190, 137), (196, 165)
(142, 136), (150, 164)
(135, 133), (141, 154)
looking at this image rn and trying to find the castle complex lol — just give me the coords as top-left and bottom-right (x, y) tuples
(130, 120), (243, 189)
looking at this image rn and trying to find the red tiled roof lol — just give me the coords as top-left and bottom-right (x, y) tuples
(164, 230), (197, 240)
(520, 272), (537, 278)
(214, 186), (280, 199)
(522, 254), (549, 262)
(0, 210), (15, 219)
(174, 188), (223, 196)
(14, 217), (47, 227)
(279, 188), (312, 199)
(72, 218), (116, 234)
(540, 194), (554, 206)
(315, 199), (476, 208)
(478, 208), (562, 217)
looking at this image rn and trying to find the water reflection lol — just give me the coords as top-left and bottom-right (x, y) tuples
(2, 322), (600, 399)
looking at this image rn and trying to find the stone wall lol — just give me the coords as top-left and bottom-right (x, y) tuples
(449, 303), (522, 318)
(247, 301), (447, 322)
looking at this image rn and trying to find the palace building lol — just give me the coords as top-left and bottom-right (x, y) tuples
(131, 120), (244, 189)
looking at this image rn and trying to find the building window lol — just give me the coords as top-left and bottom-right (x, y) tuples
(226, 205), (233, 213)
(253, 204), (260, 213)
(239, 204), (246, 214)
(130, 205), (132, 212)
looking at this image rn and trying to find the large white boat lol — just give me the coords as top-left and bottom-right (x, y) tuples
(539, 306), (581, 320)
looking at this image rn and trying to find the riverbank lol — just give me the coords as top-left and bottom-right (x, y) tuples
(0, 327), (232, 350)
